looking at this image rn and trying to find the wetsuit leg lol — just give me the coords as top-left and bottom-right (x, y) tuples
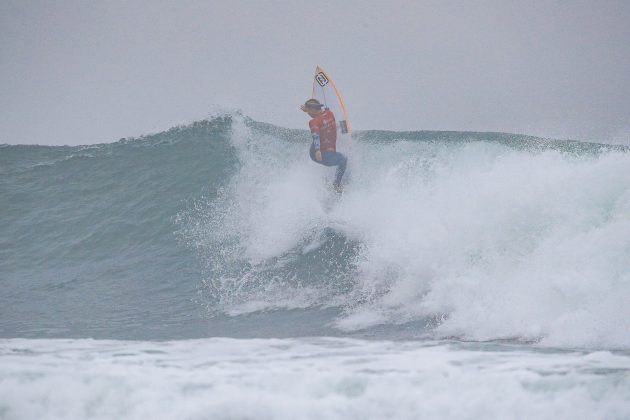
(310, 146), (348, 187)
(321, 151), (347, 187)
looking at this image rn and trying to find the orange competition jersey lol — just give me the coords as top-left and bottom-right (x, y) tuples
(309, 109), (337, 152)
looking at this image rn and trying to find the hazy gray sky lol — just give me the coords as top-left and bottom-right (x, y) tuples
(1, 0), (629, 145)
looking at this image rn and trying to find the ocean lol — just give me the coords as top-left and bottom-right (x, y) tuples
(1, 114), (629, 419)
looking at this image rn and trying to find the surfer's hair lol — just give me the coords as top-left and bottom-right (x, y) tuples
(304, 99), (324, 109)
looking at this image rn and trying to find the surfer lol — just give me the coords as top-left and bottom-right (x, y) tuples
(301, 98), (347, 192)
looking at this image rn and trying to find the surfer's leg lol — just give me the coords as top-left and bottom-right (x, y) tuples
(333, 154), (347, 187)
(321, 151), (347, 187)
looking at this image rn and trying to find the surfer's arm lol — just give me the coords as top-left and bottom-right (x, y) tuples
(309, 120), (320, 148)
(311, 132), (322, 162)
(311, 132), (320, 150)
(311, 133), (322, 161)
(309, 122), (323, 161)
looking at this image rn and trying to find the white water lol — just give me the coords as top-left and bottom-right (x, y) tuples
(1, 338), (629, 420)
(337, 142), (630, 349)
(200, 120), (630, 349)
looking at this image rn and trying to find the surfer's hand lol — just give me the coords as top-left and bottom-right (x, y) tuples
(315, 150), (322, 161)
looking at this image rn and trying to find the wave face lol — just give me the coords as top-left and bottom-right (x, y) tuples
(2, 115), (629, 348)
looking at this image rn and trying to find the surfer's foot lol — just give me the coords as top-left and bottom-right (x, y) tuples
(333, 183), (344, 194)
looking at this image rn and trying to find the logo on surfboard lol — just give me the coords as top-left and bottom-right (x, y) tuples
(315, 72), (329, 87)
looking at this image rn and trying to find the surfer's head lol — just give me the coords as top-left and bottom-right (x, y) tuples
(301, 99), (324, 117)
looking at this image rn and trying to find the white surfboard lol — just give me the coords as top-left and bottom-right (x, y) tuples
(311, 65), (351, 154)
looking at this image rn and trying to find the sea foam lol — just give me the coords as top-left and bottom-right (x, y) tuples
(193, 117), (630, 349)
(1, 338), (629, 420)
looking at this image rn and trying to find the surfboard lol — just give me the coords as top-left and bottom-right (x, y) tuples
(311, 65), (351, 155)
